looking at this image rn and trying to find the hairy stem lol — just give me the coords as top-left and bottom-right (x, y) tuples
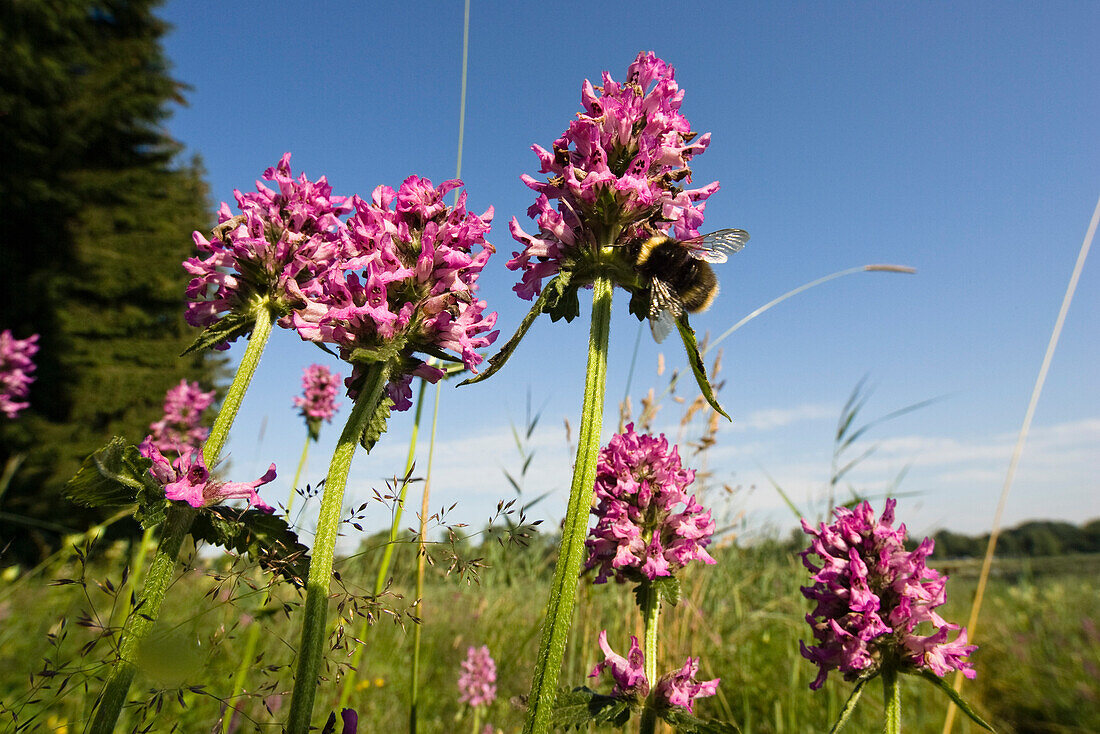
(522, 275), (613, 734)
(286, 361), (391, 733)
(882, 664), (901, 734)
(204, 303), (273, 467)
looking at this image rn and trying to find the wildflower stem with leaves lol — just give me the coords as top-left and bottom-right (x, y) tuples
(284, 173), (497, 730)
(87, 304), (275, 734)
(464, 52), (735, 734)
(522, 273), (613, 733)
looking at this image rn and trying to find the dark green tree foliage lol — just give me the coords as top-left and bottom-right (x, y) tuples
(932, 519), (1100, 559)
(0, 0), (218, 563)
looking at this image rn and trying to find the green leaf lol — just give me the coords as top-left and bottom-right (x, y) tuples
(544, 270), (581, 323)
(181, 310), (255, 356)
(418, 344), (462, 364)
(460, 273), (569, 386)
(661, 708), (741, 733)
(134, 495), (169, 530)
(674, 314), (730, 420)
(359, 394), (394, 453)
(65, 437), (153, 508)
(827, 676), (868, 734)
(189, 506), (311, 586)
(66, 437), (170, 529)
(552, 687), (633, 730)
(911, 669), (996, 732)
(627, 284), (650, 321)
(632, 575), (682, 609)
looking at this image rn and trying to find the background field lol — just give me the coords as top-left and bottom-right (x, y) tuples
(3, 527), (1098, 733)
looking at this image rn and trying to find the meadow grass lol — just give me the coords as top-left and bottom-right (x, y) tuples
(2, 530), (1096, 733)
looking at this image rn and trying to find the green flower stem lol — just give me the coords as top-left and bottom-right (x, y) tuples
(89, 504), (197, 733)
(471, 705), (482, 734)
(639, 702), (659, 734)
(89, 306), (274, 734)
(642, 584), (661, 687)
(522, 275), (613, 734)
(882, 664), (901, 734)
(203, 303), (274, 467)
(337, 376), (429, 710)
(286, 360), (392, 734)
(285, 432), (312, 515)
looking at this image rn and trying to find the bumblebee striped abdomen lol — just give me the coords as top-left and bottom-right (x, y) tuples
(633, 236), (720, 313)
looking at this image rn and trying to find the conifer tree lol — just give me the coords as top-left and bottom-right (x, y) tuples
(0, 0), (220, 563)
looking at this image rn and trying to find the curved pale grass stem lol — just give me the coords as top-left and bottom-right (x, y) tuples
(942, 195), (1098, 733)
(624, 265), (915, 411)
(336, 376), (429, 711)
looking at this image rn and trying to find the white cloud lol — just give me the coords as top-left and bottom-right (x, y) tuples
(731, 403), (836, 431)
(730, 417), (1100, 534)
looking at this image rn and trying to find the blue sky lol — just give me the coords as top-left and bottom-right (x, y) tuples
(159, 1), (1098, 542)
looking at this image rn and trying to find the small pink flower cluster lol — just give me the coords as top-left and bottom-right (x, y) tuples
(590, 630), (718, 712)
(289, 176), (498, 410)
(147, 379), (216, 457)
(185, 153), (351, 342)
(139, 437), (276, 512)
(458, 645), (497, 708)
(0, 330), (39, 419)
(800, 499), (977, 689)
(586, 424), (716, 583)
(184, 158), (498, 411)
(508, 51), (719, 300)
(293, 364), (341, 429)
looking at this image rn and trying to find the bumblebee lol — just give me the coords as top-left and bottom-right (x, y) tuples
(626, 228), (750, 343)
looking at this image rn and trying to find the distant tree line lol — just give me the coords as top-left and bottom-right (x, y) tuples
(0, 0), (219, 564)
(932, 519), (1100, 559)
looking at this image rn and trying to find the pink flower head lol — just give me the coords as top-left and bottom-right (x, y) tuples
(653, 657), (719, 712)
(288, 175), (498, 411)
(0, 330), (39, 419)
(139, 437), (276, 511)
(508, 51), (720, 300)
(293, 363), (341, 438)
(458, 644), (497, 708)
(147, 380), (216, 457)
(799, 499), (978, 689)
(184, 153), (352, 348)
(589, 630), (649, 698)
(586, 424), (716, 584)
(590, 631), (718, 711)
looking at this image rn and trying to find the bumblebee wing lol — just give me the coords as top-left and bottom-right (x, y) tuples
(648, 278), (682, 343)
(691, 228), (750, 264)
